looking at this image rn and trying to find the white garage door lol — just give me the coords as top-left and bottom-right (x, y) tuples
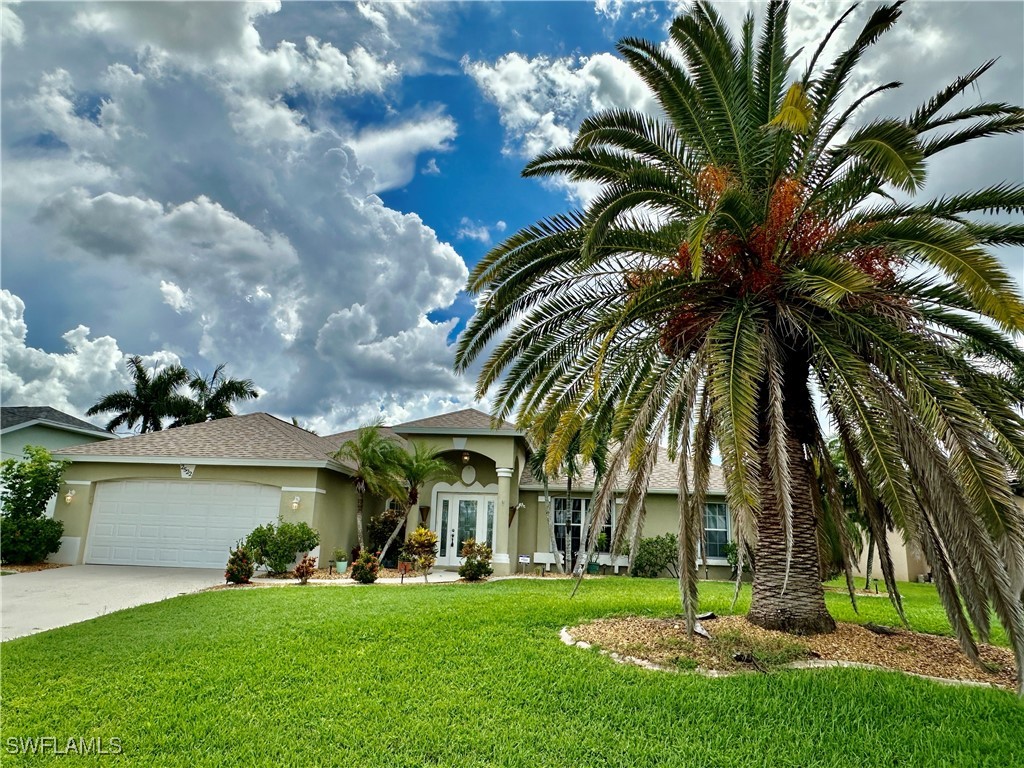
(85, 480), (281, 568)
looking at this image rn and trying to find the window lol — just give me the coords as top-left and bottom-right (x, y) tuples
(552, 498), (616, 566)
(553, 497), (586, 565)
(703, 502), (730, 560)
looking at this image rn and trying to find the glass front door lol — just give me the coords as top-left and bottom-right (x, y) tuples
(435, 493), (496, 566)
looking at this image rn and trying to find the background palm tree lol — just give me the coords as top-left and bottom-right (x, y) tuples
(86, 355), (192, 434)
(526, 440), (565, 574)
(171, 364), (258, 426)
(456, 1), (1024, 691)
(377, 442), (455, 565)
(334, 421), (407, 551)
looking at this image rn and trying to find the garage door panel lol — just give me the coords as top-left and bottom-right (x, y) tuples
(86, 480), (281, 569)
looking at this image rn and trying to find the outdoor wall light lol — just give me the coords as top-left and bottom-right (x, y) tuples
(462, 451), (470, 464)
(64, 489), (76, 504)
(291, 496), (301, 511)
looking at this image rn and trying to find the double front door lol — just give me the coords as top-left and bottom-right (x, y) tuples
(434, 493), (497, 566)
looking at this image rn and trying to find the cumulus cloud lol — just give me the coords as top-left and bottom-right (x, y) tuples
(465, 51), (658, 203)
(0, 289), (180, 424)
(160, 281), (194, 314)
(350, 113), (457, 192)
(1, 2), (473, 433)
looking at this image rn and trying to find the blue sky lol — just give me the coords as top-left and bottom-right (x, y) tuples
(2, 1), (1021, 434)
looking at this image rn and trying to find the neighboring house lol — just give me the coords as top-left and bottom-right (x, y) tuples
(1, 406), (113, 461)
(51, 408), (735, 576)
(1, 406), (115, 519)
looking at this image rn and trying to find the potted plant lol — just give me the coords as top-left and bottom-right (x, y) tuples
(397, 543), (414, 574)
(333, 548), (349, 574)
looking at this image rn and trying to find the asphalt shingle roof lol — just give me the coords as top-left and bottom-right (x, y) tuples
(1, 406), (109, 435)
(523, 444), (726, 494)
(55, 412), (348, 466)
(392, 408), (519, 433)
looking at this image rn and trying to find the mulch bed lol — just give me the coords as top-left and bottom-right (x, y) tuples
(568, 614), (1018, 690)
(0, 563), (70, 573)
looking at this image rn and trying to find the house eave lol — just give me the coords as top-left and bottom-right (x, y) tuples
(393, 427), (525, 438)
(0, 420), (115, 440)
(51, 454), (352, 474)
(518, 484), (727, 496)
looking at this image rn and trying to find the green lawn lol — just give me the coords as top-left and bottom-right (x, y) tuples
(1, 578), (1021, 767)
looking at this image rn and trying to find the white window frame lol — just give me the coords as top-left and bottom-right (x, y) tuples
(552, 497), (617, 557)
(702, 501), (731, 565)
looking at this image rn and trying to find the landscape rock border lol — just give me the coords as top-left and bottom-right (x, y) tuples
(560, 622), (1009, 690)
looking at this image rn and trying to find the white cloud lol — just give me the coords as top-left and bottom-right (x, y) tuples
(465, 50), (658, 204)
(422, 157), (441, 175)
(0, 289), (181, 423)
(1, 2), (24, 49)
(159, 281), (194, 314)
(1, 2), (475, 433)
(350, 113), (457, 192)
(456, 217), (506, 245)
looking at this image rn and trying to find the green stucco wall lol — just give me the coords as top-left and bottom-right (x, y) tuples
(2, 425), (109, 461)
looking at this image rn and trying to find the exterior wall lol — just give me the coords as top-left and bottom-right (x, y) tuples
(55, 461), (340, 565)
(856, 527), (929, 584)
(312, 468), (358, 565)
(513, 487), (732, 580)
(2, 425), (109, 461)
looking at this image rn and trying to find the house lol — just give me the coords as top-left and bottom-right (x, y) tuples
(51, 408), (736, 577)
(1, 406), (115, 520)
(1, 406), (113, 461)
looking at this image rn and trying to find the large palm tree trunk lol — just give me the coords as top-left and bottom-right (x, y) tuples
(747, 432), (836, 634)
(748, 347), (834, 635)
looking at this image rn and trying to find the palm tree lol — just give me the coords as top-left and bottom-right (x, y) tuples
(455, 2), (1024, 691)
(377, 442), (455, 565)
(333, 421), (407, 551)
(526, 440), (565, 574)
(171, 364), (258, 426)
(86, 355), (193, 433)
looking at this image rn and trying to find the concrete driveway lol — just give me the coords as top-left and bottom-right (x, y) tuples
(1, 565), (224, 641)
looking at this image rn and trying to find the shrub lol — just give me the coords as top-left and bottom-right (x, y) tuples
(294, 554), (317, 585)
(225, 545), (255, 584)
(0, 446), (68, 565)
(458, 538), (493, 582)
(405, 526), (438, 583)
(723, 541), (754, 579)
(367, 505), (406, 553)
(350, 550), (379, 584)
(1, 516), (64, 566)
(630, 534), (679, 578)
(244, 519), (319, 575)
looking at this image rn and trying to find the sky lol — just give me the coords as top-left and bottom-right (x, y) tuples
(2, 0), (1022, 435)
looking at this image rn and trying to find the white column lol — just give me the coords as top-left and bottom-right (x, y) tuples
(494, 467), (513, 574)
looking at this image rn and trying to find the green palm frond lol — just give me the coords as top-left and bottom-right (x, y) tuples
(456, 0), (1024, 692)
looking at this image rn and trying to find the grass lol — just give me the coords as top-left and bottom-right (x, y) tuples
(1, 578), (1021, 767)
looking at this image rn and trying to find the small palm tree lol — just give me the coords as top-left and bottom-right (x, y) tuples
(526, 440), (564, 574)
(334, 421), (407, 551)
(378, 442), (455, 565)
(456, 1), (1024, 691)
(86, 355), (192, 433)
(171, 364), (258, 426)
